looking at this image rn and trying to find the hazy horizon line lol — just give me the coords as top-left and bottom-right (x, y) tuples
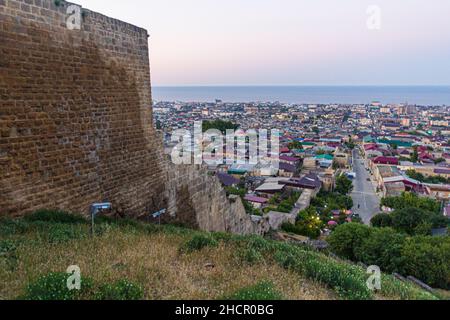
(153, 84), (450, 88)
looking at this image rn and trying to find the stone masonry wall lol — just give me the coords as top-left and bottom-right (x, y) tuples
(0, 0), (267, 235)
(162, 162), (269, 235)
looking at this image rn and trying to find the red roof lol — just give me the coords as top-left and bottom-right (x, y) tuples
(372, 156), (399, 165)
(244, 195), (269, 204)
(364, 143), (378, 151)
(327, 142), (341, 148)
(419, 152), (434, 160)
(417, 146), (428, 152)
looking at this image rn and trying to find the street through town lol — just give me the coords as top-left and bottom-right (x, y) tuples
(351, 149), (381, 224)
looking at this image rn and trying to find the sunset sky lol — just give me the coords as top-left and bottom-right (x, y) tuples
(74, 0), (450, 86)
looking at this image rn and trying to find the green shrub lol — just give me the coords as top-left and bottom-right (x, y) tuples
(22, 272), (93, 300)
(236, 247), (264, 265)
(46, 224), (86, 244)
(274, 242), (435, 300)
(0, 239), (16, 254)
(380, 274), (437, 300)
(371, 213), (393, 228)
(25, 210), (87, 224)
(373, 206), (448, 236)
(413, 222), (433, 236)
(244, 236), (274, 253)
(211, 232), (235, 243)
(381, 193), (441, 214)
(222, 281), (283, 300)
(181, 234), (218, 253)
(94, 279), (144, 300)
(400, 236), (450, 289)
(354, 228), (406, 273)
(327, 223), (372, 261)
(0, 218), (30, 236)
(272, 245), (373, 300)
(272, 242), (302, 267)
(335, 174), (354, 195)
(281, 221), (321, 239)
(311, 192), (354, 210)
(430, 215), (449, 229)
(329, 223), (450, 290)
(281, 222), (300, 234)
(0, 239), (18, 271)
(390, 207), (437, 235)
(302, 257), (373, 300)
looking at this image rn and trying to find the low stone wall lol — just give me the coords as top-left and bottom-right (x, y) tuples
(163, 161), (269, 235)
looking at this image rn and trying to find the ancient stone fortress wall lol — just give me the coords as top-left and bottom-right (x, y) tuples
(0, 0), (267, 234)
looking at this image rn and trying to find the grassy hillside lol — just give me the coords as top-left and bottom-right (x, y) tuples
(0, 211), (439, 300)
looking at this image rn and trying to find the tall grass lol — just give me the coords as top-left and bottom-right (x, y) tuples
(0, 211), (439, 300)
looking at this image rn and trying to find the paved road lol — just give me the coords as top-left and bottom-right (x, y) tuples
(350, 149), (381, 224)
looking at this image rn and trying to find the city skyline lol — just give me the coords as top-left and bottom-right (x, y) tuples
(75, 0), (450, 86)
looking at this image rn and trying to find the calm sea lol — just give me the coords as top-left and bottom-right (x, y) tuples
(152, 86), (450, 105)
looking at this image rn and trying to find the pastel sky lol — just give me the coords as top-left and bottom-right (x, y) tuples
(74, 0), (450, 86)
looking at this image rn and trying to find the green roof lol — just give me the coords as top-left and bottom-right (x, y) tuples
(315, 154), (334, 161)
(227, 169), (247, 175)
(301, 142), (316, 146)
(363, 136), (375, 143)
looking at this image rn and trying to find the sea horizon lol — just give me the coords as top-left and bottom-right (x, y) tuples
(152, 85), (450, 106)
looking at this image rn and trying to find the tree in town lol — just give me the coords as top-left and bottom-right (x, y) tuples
(281, 207), (323, 239)
(354, 227), (407, 273)
(335, 174), (354, 195)
(406, 170), (449, 184)
(202, 120), (239, 134)
(400, 236), (450, 289)
(370, 213), (393, 228)
(328, 223), (450, 289)
(311, 192), (353, 211)
(373, 207), (448, 236)
(327, 223), (372, 261)
(410, 146), (419, 163)
(288, 141), (303, 150)
(380, 192), (441, 214)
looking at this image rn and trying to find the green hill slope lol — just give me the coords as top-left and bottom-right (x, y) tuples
(0, 211), (438, 300)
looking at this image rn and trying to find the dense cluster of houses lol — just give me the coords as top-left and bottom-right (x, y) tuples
(204, 134), (354, 229)
(363, 135), (450, 201)
(155, 100), (450, 222)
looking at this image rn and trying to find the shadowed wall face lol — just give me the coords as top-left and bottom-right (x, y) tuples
(0, 0), (268, 235)
(0, 0), (165, 216)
